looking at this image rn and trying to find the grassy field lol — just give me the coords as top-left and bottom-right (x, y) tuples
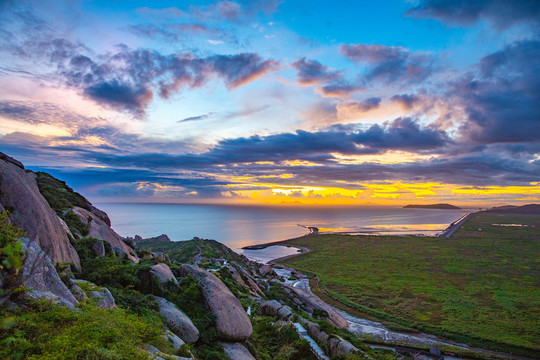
(282, 212), (540, 354)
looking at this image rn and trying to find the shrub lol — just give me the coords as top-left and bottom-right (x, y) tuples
(0, 211), (25, 275)
(0, 300), (163, 360)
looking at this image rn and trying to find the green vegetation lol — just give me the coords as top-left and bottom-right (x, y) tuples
(35, 172), (92, 236)
(0, 300), (164, 360)
(72, 237), (229, 359)
(138, 237), (246, 265)
(0, 211), (25, 275)
(35, 172), (90, 213)
(247, 317), (315, 360)
(282, 212), (540, 355)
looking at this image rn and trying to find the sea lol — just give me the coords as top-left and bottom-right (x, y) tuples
(95, 203), (470, 255)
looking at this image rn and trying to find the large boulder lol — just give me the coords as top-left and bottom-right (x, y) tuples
(221, 342), (256, 360)
(72, 279), (116, 309)
(178, 265), (252, 341)
(257, 300), (282, 317)
(155, 296), (199, 344)
(71, 206), (138, 262)
(150, 263), (179, 286)
(257, 300), (293, 321)
(0, 154), (80, 268)
(259, 265), (275, 277)
(20, 238), (78, 306)
(280, 282), (348, 329)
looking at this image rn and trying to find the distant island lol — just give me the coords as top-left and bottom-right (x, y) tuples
(403, 203), (461, 210)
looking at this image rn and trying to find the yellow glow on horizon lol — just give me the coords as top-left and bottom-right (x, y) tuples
(452, 185), (540, 196)
(332, 151), (435, 164)
(217, 181), (540, 206)
(282, 159), (322, 167)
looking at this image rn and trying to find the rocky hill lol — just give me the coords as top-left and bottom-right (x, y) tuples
(0, 153), (389, 360)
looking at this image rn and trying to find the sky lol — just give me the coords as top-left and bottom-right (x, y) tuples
(0, 0), (539, 206)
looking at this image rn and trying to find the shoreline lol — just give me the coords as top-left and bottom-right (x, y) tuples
(242, 212), (473, 252)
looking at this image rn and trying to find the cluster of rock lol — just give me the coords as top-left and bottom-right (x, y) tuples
(257, 299), (358, 358)
(71, 206), (138, 262)
(298, 317), (359, 358)
(257, 299), (293, 320)
(279, 282), (349, 329)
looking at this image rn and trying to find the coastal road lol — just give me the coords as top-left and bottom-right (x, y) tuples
(438, 212), (471, 238)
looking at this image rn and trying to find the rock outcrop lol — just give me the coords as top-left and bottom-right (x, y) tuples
(0, 154), (80, 268)
(150, 263), (179, 286)
(221, 342), (256, 360)
(155, 296), (199, 344)
(298, 318), (358, 357)
(71, 206), (138, 262)
(163, 330), (185, 350)
(178, 265), (252, 341)
(259, 265), (275, 277)
(69, 283), (88, 302)
(72, 279), (116, 309)
(20, 238), (78, 307)
(257, 300), (293, 321)
(227, 264), (264, 297)
(280, 282), (348, 329)
(155, 234), (171, 242)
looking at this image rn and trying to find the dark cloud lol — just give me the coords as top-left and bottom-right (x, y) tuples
(178, 113), (215, 123)
(23, 40), (279, 115)
(456, 40), (540, 143)
(407, 0), (540, 29)
(292, 57), (340, 85)
(208, 53), (279, 88)
(391, 94), (420, 109)
(316, 82), (363, 97)
(356, 117), (450, 151)
(346, 97), (381, 112)
(340, 44), (433, 84)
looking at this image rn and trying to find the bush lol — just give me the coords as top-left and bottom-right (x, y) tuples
(0, 211), (25, 275)
(0, 300), (163, 360)
(247, 316), (315, 360)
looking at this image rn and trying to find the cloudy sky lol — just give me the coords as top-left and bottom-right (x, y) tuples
(0, 0), (539, 206)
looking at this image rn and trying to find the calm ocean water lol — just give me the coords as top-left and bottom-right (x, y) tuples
(95, 203), (470, 251)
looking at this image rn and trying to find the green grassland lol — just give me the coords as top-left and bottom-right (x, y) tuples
(282, 212), (540, 354)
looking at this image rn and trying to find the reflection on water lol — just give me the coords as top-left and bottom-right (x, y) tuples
(96, 203), (470, 250)
(241, 245), (301, 264)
